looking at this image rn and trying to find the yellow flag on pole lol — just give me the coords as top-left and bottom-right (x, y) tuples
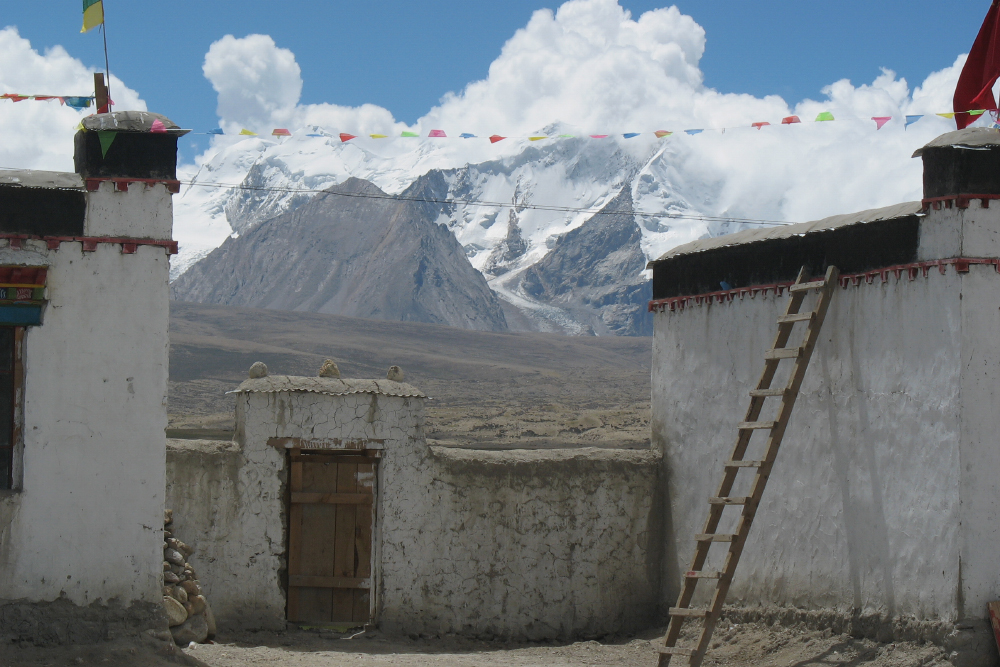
(81, 0), (104, 33)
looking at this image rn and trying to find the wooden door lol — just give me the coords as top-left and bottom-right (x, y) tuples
(287, 449), (376, 625)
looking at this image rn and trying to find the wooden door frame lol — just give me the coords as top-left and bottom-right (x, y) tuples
(284, 447), (380, 626)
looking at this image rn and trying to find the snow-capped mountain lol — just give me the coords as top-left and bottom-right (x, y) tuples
(172, 125), (764, 335)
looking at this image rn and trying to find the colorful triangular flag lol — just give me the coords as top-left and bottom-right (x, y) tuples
(459, 133), (476, 138)
(751, 122), (770, 130)
(589, 134), (608, 139)
(428, 129), (446, 137)
(239, 129), (257, 136)
(207, 128), (224, 135)
(904, 115), (923, 128)
(400, 131), (418, 137)
(622, 132), (640, 138)
(489, 135), (505, 143)
(529, 136), (546, 141)
(339, 133), (357, 142)
(97, 131), (116, 158)
(369, 134), (387, 139)
(815, 112), (835, 122)
(272, 128), (291, 137)
(937, 112), (956, 119)
(685, 129), (703, 135)
(872, 116), (892, 130)
(781, 116), (801, 124)
(654, 130), (672, 138)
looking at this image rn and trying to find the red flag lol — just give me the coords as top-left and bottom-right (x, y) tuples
(489, 134), (505, 143)
(954, 1), (1000, 129)
(339, 133), (356, 142)
(751, 122), (770, 130)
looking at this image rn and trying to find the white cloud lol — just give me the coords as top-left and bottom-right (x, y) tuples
(0, 27), (145, 172)
(203, 33), (404, 137)
(196, 0), (972, 232)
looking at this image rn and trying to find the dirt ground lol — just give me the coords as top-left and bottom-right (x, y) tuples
(178, 623), (952, 667)
(1, 620), (958, 667)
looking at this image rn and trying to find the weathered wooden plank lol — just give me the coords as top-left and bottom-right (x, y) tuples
(289, 575), (370, 589)
(331, 463), (359, 623)
(291, 492), (373, 505)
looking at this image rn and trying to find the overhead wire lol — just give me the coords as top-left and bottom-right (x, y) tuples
(176, 179), (797, 227)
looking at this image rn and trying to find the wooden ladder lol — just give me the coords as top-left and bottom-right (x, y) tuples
(657, 265), (839, 667)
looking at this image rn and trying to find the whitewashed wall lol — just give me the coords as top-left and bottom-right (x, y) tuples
(651, 203), (1000, 662)
(173, 383), (663, 639)
(0, 183), (172, 634)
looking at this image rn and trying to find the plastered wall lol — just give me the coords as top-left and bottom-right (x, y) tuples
(0, 183), (172, 633)
(651, 203), (1000, 662)
(168, 384), (663, 639)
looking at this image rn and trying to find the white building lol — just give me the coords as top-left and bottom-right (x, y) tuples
(0, 112), (181, 642)
(648, 128), (1000, 665)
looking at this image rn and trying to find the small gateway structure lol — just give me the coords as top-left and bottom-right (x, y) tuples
(648, 128), (1000, 665)
(0, 112), (183, 641)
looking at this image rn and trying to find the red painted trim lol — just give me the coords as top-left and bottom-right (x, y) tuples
(84, 177), (181, 194)
(921, 194), (1000, 212)
(0, 233), (178, 255)
(648, 257), (1000, 313)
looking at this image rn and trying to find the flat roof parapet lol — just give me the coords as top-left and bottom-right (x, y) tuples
(230, 375), (426, 399)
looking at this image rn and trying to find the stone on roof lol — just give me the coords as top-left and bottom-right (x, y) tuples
(81, 111), (190, 136)
(648, 201), (922, 267)
(912, 127), (1000, 157)
(229, 375), (426, 398)
(0, 170), (84, 191)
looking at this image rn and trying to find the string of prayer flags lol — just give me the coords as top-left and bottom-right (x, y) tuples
(816, 112), (835, 122)
(752, 122), (770, 130)
(872, 116), (892, 130)
(905, 115), (923, 128)
(428, 129), (447, 137)
(489, 135), (505, 143)
(62, 96), (93, 109)
(782, 116), (801, 124)
(272, 128), (291, 137)
(400, 131), (418, 137)
(339, 133), (356, 142)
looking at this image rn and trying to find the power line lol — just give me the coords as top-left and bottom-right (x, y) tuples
(179, 179), (796, 227)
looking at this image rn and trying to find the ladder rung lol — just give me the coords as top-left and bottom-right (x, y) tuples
(708, 496), (750, 505)
(669, 607), (709, 617)
(725, 460), (765, 468)
(788, 279), (827, 292)
(737, 421), (777, 430)
(764, 347), (802, 360)
(777, 312), (815, 323)
(749, 387), (788, 397)
(695, 533), (736, 542)
(659, 646), (696, 656)
(685, 570), (722, 579)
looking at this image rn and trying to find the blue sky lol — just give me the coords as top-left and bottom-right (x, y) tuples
(0, 0), (989, 162)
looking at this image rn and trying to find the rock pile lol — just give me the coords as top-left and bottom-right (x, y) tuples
(162, 508), (216, 645)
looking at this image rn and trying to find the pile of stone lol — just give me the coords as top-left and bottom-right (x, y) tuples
(161, 509), (216, 645)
